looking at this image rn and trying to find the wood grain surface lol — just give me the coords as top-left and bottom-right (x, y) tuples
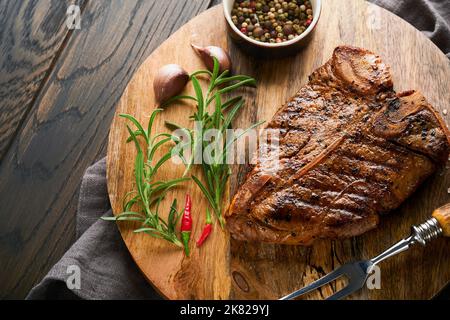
(0, 0), (85, 161)
(107, 1), (450, 300)
(0, 0), (217, 299)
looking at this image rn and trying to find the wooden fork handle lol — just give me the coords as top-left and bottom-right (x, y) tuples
(432, 203), (450, 237)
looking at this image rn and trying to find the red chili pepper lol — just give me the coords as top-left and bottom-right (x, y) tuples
(196, 208), (212, 247)
(181, 194), (192, 256)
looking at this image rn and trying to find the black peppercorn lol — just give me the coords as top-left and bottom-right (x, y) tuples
(264, 21), (273, 29)
(253, 26), (265, 37)
(283, 24), (294, 35)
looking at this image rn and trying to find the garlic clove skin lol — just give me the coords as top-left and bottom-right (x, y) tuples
(153, 64), (189, 104)
(191, 44), (232, 74)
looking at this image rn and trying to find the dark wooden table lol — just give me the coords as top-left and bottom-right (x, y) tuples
(0, 0), (448, 300)
(0, 0), (221, 299)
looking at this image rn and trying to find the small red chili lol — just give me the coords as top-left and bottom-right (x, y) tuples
(196, 208), (212, 247)
(181, 194), (192, 256)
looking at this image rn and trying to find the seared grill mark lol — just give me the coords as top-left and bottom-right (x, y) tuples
(226, 46), (450, 245)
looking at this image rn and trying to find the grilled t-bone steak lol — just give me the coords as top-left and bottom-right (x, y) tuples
(226, 46), (450, 245)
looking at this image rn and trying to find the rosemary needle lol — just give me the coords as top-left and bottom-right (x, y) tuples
(163, 57), (263, 228)
(103, 109), (189, 248)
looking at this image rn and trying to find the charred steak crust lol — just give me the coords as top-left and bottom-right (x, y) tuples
(226, 46), (450, 245)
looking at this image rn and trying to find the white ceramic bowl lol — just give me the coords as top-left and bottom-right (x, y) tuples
(223, 0), (322, 56)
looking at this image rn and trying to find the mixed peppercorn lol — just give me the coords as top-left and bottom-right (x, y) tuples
(231, 0), (314, 43)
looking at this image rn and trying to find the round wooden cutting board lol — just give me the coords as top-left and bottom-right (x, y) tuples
(107, 0), (450, 299)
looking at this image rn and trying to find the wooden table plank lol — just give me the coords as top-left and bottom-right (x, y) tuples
(0, 0), (215, 299)
(0, 0), (86, 161)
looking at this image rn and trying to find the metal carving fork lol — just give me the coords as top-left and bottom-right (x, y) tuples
(280, 203), (450, 300)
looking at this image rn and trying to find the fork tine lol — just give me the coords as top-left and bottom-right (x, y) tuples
(279, 267), (345, 300)
(325, 282), (361, 300)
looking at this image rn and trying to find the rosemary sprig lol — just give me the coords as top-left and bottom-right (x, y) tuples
(164, 58), (263, 228)
(103, 109), (189, 247)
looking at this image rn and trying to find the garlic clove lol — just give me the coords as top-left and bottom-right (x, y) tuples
(153, 64), (189, 104)
(191, 44), (232, 74)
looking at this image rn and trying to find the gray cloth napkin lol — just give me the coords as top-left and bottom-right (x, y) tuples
(26, 159), (160, 300)
(27, 0), (450, 300)
(372, 0), (450, 58)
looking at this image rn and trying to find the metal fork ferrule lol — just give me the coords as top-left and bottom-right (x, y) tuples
(412, 217), (443, 246)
